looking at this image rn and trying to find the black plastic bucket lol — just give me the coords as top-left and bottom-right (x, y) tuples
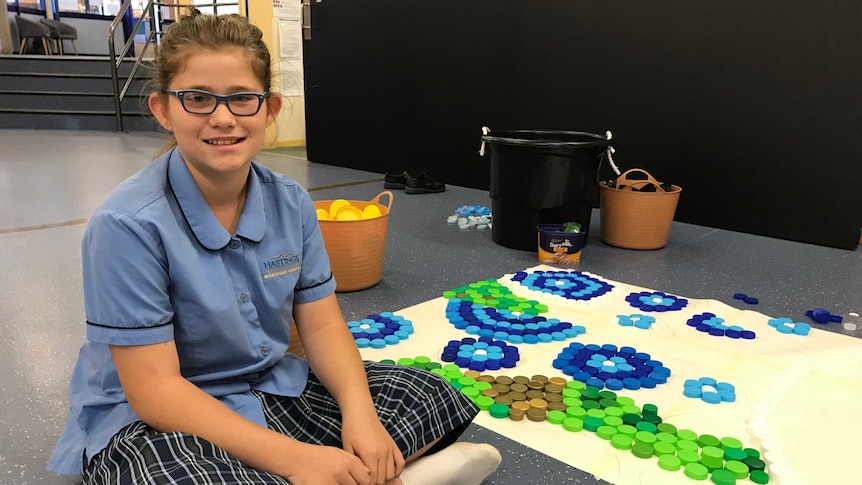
(481, 129), (613, 251)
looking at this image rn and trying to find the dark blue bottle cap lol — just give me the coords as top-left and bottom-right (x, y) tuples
(741, 330), (756, 339)
(726, 330), (741, 339)
(708, 327), (726, 336)
(733, 293), (747, 300)
(586, 377), (604, 389)
(485, 360), (501, 370)
(743, 296), (759, 305)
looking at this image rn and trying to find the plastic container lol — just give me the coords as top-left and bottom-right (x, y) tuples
(480, 129), (614, 251)
(844, 311), (860, 332)
(313, 191), (393, 292)
(537, 223), (585, 265)
(599, 169), (681, 250)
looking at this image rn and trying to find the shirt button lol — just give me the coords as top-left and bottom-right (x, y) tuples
(230, 239), (240, 249)
(240, 293), (249, 303)
(261, 346), (270, 356)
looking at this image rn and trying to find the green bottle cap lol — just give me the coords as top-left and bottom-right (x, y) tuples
(632, 442), (655, 459)
(489, 403), (509, 419)
(698, 434), (721, 448)
(461, 387), (480, 399)
(678, 449), (700, 465)
(612, 434), (633, 450)
(653, 441), (676, 457)
(720, 437), (743, 450)
(457, 376), (476, 387)
(414, 355), (431, 365)
(379, 359), (396, 364)
(658, 454), (682, 471)
(599, 398), (618, 409)
(643, 413), (663, 425)
(474, 381), (493, 391)
(586, 408), (607, 419)
(603, 416), (623, 428)
(622, 413), (642, 426)
(677, 429), (698, 442)
(621, 404), (641, 415)
(581, 387), (600, 400)
(599, 390), (618, 400)
(701, 446), (724, 460)
(562, 388), (581, 398)
(442, 363), (460, 372)
(635, 431), (657, 445)
(566, 380), (586, 390)
(743, 448), (761, 458)
(443, 290), (456, 298)
(635, 421), (658, 434)
(583, 416), (603, 432)
(425, 362), (442, 370)
(724, 448), (747, 462)
(475, 395), (494, 410)
(615, 396), (635, 407)
(566, 406), (587, 419)
(657, 422), (678, 434)
(710, 468), (737, 485)
(724, 460), (749, 479)
(563, 417), (584, 432)
(582, 400), (601, 410)
(656, 432), (677, 444)
(450, 381), (464, 390)
(446, 371), (463, 381)
(684, 462), (709, 480)
(597, 425), (617, 440)
(676, 440), (699, 452)
(604, 406), (624, 417)
(562, 397), (583, 408)
(642, 403), (658, 414)
(397, 357), (414, 367)
(547, 410), (567, 425)
(617, 424), (637, 437)
(743, 456), (765, 471)
(431, 368), (447, 378)
(749, 470), (769, 484)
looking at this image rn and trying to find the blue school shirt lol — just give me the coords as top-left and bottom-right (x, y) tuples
(47, 148), (336, 476)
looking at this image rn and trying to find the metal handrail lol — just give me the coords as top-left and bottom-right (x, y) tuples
(107, 1), (240, 132)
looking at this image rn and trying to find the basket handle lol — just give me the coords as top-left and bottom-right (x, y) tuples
(370, 191), (394, 212)
(615, 169), (664, 190)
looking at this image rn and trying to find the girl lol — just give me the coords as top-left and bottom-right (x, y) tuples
(48, 12), (500, 485)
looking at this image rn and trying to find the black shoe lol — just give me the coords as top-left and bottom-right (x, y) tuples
(405, 172), (446, 194)
(383, 171), (409, 189)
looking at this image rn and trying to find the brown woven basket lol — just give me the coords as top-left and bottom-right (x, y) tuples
(313, 191), (393, 292)
(599, 169), (681, 250)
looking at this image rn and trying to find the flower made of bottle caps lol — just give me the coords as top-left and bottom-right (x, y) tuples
(511, 270), (614, 301)
(441, 336), (520, 372)
(683, 377), (736, 404)
(445, 299), (585, 345)
(687, 312), (756, 339)
(616, 313), (656, 329)
(767, 318), (811, 336)
(348, 312), (414, 349)
(552, 342), (671, 391)
(625, 291), (688, 312)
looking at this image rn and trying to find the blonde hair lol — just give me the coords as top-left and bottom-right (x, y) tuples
(151, 11), (274, 156)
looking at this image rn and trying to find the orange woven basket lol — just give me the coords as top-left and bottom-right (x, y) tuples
(314, 191), (393, 292)
(599, 169), (681, 250)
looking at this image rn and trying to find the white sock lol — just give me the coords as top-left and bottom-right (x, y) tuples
(398, 442), (502, 485)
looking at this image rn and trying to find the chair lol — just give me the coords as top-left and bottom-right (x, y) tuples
(14, 16), (52, 55)
(40, 18), (78, 55)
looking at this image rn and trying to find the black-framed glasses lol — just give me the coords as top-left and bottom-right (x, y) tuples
(163, 89), (269, 116)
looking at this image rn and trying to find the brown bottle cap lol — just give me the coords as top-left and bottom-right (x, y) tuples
(527, 408), (547, 422)
(509, 408), (525, 421)
(509, 383), (529, 393)
(512, 376), (530, 385)
(543, 383), (563, 394)
(529, 398), (549, 410)
(512, 400), (531, 412)
(495, 375), (514, 385)
(531, 374), (550, 384)
(526, 390), (546, 400)
(506, 391), (527, 401)
(463, 370), (481, 379)
(494, 396), (513, 406)
(492, 383), (511, 393)
(548, 401), (568, 411)
(527, 380), (545, 390)
(477, 375), (496, 383)
(549, 377), (567, 386)
(544, 393), (563, 402)
(482, 389), (500, 398)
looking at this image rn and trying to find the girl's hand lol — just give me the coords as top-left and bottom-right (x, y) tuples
(284, 442), (372, 485)
(341, 417), (405, 485)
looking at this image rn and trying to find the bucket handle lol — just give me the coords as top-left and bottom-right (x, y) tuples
(369, 191), (394, 212)
(614, 169), (664, 191)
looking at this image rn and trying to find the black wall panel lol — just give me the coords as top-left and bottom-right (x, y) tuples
(302, 1), (862, 249)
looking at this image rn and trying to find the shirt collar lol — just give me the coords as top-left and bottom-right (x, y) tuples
(167, 148), (266, 251)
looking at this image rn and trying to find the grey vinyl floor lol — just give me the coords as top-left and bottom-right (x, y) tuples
(1, 130), (860, 485)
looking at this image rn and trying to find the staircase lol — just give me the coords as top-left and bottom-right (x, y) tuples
(0, 55), (158, 131)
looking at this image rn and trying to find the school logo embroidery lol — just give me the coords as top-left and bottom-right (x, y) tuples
(262, 252), (301, 280)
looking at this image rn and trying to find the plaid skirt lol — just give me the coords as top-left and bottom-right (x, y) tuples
(83, 361), (478, 484)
